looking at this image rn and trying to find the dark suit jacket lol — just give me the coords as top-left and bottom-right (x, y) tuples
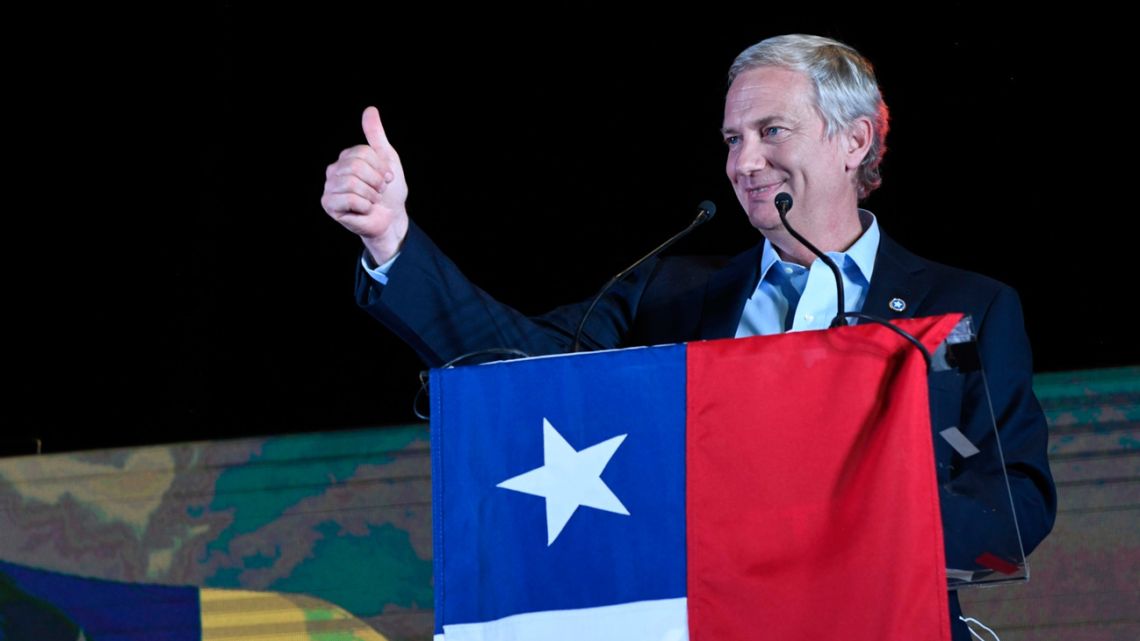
(357, 221), (1057, 641)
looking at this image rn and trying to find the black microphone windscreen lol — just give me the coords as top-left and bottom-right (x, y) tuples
(774, 192), (793, 214)
(695, 200), (717, 224)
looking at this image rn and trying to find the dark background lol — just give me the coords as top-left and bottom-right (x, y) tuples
(6, 4), (1133, 455)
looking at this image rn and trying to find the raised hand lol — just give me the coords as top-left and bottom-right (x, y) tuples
(321, 106), (410, 264)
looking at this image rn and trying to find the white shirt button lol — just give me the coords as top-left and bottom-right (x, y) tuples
(803, 314), (814, 323)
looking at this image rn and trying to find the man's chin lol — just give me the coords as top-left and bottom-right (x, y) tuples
(744, 209), (784, 234)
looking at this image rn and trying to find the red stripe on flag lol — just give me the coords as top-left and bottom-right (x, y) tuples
(686, 316), (960, 641)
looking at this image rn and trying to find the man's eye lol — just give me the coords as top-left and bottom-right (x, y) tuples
(763, 126), (783, 137)
(724, 135), (740, 146)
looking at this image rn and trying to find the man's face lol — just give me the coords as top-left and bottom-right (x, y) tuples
(722, 66), (856, 236)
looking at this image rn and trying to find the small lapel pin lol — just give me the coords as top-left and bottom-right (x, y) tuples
(888, 297), (907, 313)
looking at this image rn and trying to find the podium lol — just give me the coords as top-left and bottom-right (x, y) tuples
(427, 315), (1027, 641)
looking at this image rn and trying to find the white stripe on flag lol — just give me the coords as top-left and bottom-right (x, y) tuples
(439, 597), (688, 641)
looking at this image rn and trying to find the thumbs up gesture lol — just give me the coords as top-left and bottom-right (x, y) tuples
(321, 106), (409, 264)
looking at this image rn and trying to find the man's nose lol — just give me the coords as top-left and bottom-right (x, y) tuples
(736, 138), (767, 175)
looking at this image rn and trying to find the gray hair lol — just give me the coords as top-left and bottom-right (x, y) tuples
(728, 34), (889, 199)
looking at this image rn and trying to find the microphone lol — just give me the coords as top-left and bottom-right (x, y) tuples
(774, 192), (937, 368)
(774, 192), (793, 217)
(571, 201), (717, 352)
(773, 192), (847, 328)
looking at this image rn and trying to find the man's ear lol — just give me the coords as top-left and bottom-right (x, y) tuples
(844, 117), (874, 171)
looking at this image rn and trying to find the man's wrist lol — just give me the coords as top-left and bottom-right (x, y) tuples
(361, 215), (409, 265)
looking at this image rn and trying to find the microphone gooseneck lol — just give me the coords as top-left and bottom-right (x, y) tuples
(775, 193), (933, 368)
(571, 201), (717, 353)
(774, 193), (847, 329)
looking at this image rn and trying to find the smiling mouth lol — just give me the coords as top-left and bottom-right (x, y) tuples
(745, 181), (785, 199)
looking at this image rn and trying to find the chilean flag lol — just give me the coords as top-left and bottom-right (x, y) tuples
(430, 315), (958, 641)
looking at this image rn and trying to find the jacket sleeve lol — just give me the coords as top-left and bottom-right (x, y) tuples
(354, 221), (654, 367)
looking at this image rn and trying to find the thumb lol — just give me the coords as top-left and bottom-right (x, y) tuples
(361, 106), (389, 151)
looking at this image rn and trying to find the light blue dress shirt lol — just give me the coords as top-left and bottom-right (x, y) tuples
(736, 210), (879, 337)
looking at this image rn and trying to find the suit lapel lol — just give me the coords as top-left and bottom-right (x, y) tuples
(862, 231), (929, 322)
(698, 242), (764, 340)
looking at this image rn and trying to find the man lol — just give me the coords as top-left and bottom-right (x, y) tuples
(321, 34), (1055, 641)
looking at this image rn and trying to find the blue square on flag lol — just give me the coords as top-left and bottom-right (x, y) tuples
(430, 344), (687, 639)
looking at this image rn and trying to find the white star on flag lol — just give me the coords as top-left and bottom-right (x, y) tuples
(497, 417), (630, 545)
